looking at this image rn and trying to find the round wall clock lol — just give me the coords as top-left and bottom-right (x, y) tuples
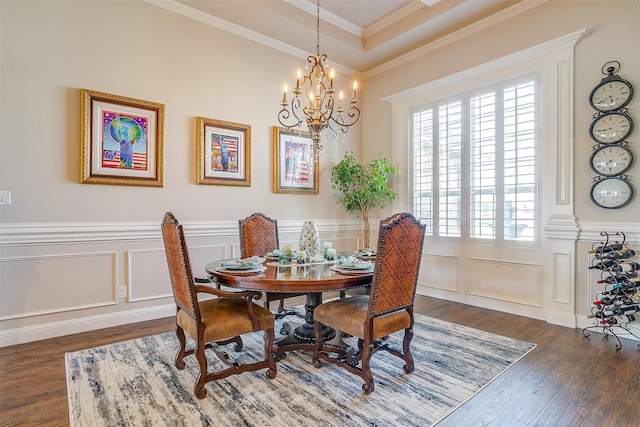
(589, 63), (634, 112)
(589, 177), (634, 209)
(589, 144), (633, 176)
(589, 111), (633, 144)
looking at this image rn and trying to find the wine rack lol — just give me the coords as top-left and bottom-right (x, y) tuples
(583, 231), (640, 350)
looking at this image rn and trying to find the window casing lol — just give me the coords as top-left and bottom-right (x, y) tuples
(412, 74), (538, 246)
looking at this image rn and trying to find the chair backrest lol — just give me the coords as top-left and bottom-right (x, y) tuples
(368, 212), (426, 318)
(239, 213), (279, 258)
(161, 212), (199, 320)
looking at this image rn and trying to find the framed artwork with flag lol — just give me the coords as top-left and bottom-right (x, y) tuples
(273, 126), (318, 194)
(81, 89), (164, 187)
(197, 117), (251, 186)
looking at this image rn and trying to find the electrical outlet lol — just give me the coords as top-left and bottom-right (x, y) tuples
(0, 191), (11, 206)
(118, 286), (127, 298)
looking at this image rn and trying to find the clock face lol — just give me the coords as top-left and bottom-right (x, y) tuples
(589, 112), (633, 144)
(589, 145), (633, 176)
(590, 177), (634, 209)
(589, 79), (634, 112)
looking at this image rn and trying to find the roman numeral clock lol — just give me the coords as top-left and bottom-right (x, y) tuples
(588, 61), (635, 209)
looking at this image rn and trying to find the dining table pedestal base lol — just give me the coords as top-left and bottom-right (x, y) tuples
(273, 292), (348, 357)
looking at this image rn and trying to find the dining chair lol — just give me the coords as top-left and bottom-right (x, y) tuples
(239, 212), (305, 318)
(311, 212), (425, 394)
(161, 212), (277, 399)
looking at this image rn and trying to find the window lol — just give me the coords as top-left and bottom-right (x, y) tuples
(412, 75), (537, 244)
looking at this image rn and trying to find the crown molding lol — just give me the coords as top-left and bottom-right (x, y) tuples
(144, 0), (359, 76)
(365, 0), (549, 78)
(284, 0), (363, 36)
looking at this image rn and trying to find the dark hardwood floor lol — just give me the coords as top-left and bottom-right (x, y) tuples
(1, 295), (638, 426)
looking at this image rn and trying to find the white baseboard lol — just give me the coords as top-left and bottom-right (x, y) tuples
(0, 304), (175, 347)
(546, 310), (576, 328)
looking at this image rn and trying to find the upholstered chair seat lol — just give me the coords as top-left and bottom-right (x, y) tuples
(176, 297), (275, 344)
(314, 296), (411, 340)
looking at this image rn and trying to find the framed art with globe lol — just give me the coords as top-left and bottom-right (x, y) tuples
(81, 89), (165, 187)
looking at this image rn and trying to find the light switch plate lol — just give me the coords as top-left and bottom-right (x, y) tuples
(0, 191), (11, 205)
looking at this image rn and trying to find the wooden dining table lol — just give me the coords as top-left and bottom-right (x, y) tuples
(205, 259), (373, 356)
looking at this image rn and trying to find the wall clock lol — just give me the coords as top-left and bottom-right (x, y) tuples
(589, 177), (634, 209)
(589, 144), (633, 176)
(589, 62), (634, 112)
(589, 111), (633, 144)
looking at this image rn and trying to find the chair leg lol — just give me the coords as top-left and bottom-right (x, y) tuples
(193, 340), (209, 399)
(263, 328), (277, 380)
(402, 326), (415, 374)
(360, 340), (375, 394)
(174, 325), (187, 370)
(312, 320), (324, 368)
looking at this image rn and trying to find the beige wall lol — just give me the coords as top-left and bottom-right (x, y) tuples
(0, 0), (361, 225)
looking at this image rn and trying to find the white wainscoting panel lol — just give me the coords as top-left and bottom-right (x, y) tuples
(0, 252), (117, 320)
(469, 257), (542, 307)
(420, 254), (460, 292)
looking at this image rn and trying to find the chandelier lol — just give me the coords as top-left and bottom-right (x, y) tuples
(277, 0), (361, 161)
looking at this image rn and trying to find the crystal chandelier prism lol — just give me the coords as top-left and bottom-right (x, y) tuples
(277, 0), (361, 161)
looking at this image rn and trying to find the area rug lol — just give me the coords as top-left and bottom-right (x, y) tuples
(66, 313), (535, 427)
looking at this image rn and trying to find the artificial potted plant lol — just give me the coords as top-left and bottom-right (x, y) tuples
(331, 152), (400, 249)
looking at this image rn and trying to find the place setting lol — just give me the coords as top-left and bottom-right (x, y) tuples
(214, 256), (267, 275)
(330, 255), (374, 275)
(353, 248), (377, 261)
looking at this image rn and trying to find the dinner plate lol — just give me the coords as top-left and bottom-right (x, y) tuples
(330, 265), (373, 275)
(215, 265), (267, 274)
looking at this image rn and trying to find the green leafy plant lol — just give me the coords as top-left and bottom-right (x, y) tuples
(331, 152), (400, 249)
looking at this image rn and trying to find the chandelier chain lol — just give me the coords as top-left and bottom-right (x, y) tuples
(316, 0), (320, 57)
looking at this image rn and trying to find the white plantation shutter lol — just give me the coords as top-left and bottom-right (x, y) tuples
(412, 74), (537, 244)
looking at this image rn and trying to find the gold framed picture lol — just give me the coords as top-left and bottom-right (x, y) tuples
(273, 126), (318, 194)
(81, 89), (164, 187)
(197, 117), (251, 186)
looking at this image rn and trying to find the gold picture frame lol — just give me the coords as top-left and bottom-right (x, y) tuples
(81, 89), (165, 187)
(197, 117), (251, 186)
(273, 126), (319, 194)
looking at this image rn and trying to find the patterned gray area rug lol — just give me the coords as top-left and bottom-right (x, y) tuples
(66, 313), (535, 427)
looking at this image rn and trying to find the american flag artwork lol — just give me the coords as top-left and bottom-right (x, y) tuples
(284, 140), (310, 183)
(101, 110), (148, 170)
(211, 134), (239, 173)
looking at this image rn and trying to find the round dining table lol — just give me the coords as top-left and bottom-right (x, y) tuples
(205, 259), (373, 356)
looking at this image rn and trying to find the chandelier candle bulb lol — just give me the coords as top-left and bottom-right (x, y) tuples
(353, 81), (357, 100)
(330, 69), (334, 87)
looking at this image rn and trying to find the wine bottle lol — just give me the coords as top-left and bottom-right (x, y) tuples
(588, 242), (623, 254)
(599, 248), (636, 260)
(601, 314), (637, 325)
(588, 259), (616, 270)
(587, 309), (614, 319)
(611, 262), (640, 273)
(614, 305), (640, 315)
